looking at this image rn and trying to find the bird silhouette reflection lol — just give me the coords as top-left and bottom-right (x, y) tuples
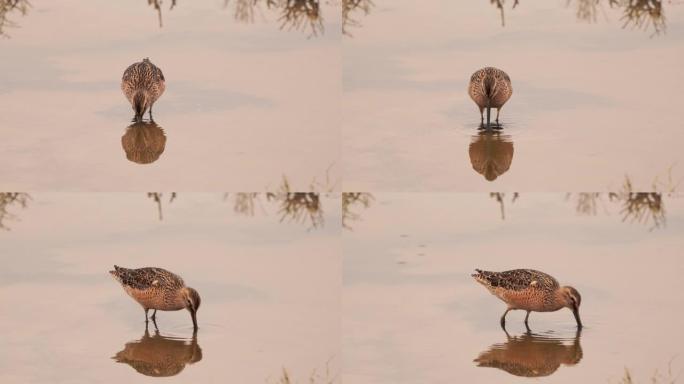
(113, 327), (202, 377)
(474, 330), (582, 377)
(469, 131), (514, 181)
(121, 121), (167, 164)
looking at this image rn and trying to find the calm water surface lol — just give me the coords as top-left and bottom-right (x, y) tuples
(0, 1), (340, 191)
(0, 193), (340, 383)
(343, 0), (684, 191)
(343, 193), (684, 383)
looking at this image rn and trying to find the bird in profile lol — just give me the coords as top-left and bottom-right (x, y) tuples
(468, 67), (512, 129)
(110, 266), (201, 331)
(472, 269), (582, 330)
(121, 58), (165, 122)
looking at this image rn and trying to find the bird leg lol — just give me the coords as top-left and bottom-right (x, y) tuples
(495, 108), (501, 126)
(151, 309), (157, 322)
(149, 105), (154, 122)
(500, 308), (512, 329)
(524, 311), (531, 332)
(144, 308), (149, 323)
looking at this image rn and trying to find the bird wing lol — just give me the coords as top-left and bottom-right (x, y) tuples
(475, 269), (559, 291)
(114, 266), (184, 290)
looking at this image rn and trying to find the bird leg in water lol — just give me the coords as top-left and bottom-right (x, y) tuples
(486, 105), (491, 129)
(144, 308), (149, 323)
(500, 308), (512, 329)
(524, 311), (531, 331)
(495, 108), (501, 126)
(149, 105), (154, 122)
(151, 309), (157, 322)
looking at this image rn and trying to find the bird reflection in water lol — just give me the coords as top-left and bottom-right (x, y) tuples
(469, 132), (514, 181)
(113, 327), (202, 377)
(474, 330), (582, 377)
(121, 121), (167, 164)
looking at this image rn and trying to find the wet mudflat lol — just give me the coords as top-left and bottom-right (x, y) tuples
(0, 0), (340, 191)
(0, 193), (340, 383)
(343, 193), (684, 383)
(343, 0), (684, 191)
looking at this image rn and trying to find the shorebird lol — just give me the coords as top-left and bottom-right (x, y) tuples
(121, 58), (165, 122)
(110, 266), (201, 331)
(468, 67), (512, 129)
(472, 269), (582, 330)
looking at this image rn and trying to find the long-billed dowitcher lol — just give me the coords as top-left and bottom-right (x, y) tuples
(110, 266), (201, 331)
(468, 67), (512, 129)
(121, 58), (165, 122)
(472, 269), (582, 330)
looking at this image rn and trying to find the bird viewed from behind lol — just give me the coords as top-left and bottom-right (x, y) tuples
(110, 266), (201, 331)
(121, 58), (165, 122)
(468, 67), (512, 129)
(472, 269), (582, 330)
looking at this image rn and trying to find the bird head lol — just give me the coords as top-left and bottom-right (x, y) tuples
(182, 287), (201, 330)
(561, 286), (582, 328)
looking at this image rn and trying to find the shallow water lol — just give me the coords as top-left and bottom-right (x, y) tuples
(343, 193), (684, 383)
(0, 193), (340, 383)
(0, 0), (340, 191)
(343, 0), (684, 191)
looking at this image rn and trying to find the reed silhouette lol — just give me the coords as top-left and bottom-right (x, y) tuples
(225, 0), (324, 37)
(342, 192), (373, 229)
(0, 192), (30, 230)
(490, 0), (667, 36)
(342, 0), (373, 36)
(0, 0), (29, 37)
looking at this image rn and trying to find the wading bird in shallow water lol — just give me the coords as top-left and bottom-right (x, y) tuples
(110, 266), (201, 331)
(472, 269), (582, 330)
(121, 58), (165, 122)
(468, 67), (512, 129)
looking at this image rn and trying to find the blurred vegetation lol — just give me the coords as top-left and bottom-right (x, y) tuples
(148, 0), (176, 27)
(490, 192), (519, 220)
(0, 0), (30, 37)
(342, 192), (373, 229)
(228, 178), (324, 230)
(0, 192), (30, 230)
(568, 177), (671, 231)
(491, 0), (669, 36)
(147, 192), (177, 221)
(618, 359), (680, 383)
(490, 0), (519, 26)
(224, 0), (324, 37)
(271, 360), (337, 384)
(342, 0), (373, 36)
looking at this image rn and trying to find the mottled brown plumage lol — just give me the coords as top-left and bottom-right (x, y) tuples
(113, 328), (202, 377)
(469, 132), (514, 181)
(121, 121), (167, 164)
(474, 331), (582, 377)
(468, 67), (512, 128)
(121, 58), (165, 122)
(110, 266), (201, 330)
(473, 269), (582, 329)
